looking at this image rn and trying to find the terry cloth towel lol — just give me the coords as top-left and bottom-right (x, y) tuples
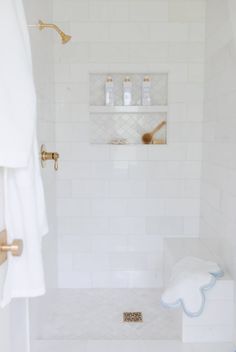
(0, 0), (36, 167)
(161, 257), (223, 317)
(0, 0), (48, 306)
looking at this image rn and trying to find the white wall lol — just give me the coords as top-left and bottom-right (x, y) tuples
(0, 1), (56, 348)
(23, 0), (57, 342)
(200, 0), (236, 339)
(54, 0), (206, 289)
(23, 0), (57, 289)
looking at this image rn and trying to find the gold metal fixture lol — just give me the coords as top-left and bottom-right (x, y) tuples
(0, 230), (23, 265)
(29, 20), (72, 44)
(40, 144), (60, 171)
(123, 312), (143, 323)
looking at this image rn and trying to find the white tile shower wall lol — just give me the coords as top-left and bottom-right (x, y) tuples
(54, 0), (206, 288)
(23, 0), (57, 288)
(200, 0), (236, 339)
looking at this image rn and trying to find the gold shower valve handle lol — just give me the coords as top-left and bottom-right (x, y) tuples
(0, 240), (23, 257)
(41, 144), (60, 171)
(54, 156), (59, 171)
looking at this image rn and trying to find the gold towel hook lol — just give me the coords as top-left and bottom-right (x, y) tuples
(0, 230), (23, 265)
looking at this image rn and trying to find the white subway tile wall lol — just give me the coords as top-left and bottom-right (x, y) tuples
(200, 0), (236, 338)
(23, 0), (57, 288)
(53, 0), (206, 288)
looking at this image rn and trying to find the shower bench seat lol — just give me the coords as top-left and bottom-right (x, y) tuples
(163, 238), (234, 344)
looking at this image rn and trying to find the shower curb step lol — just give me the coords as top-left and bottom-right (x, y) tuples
(31, 339), (235, 352)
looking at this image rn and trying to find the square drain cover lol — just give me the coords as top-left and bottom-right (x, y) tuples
(123, 312), (143, 323)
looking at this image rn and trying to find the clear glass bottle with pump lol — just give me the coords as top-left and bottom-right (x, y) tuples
(105, 76), (114, 106)
(123, 76), (132, 106)
(142, 76), (151, 106)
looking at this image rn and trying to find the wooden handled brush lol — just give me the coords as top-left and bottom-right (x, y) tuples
(142, 121), (166, 144)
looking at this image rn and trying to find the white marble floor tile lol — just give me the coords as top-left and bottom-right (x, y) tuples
(31, 289), (181, 340)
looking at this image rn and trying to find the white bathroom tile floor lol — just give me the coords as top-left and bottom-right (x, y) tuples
(30, 289), (235, 352)
(31, 289), (181, 340)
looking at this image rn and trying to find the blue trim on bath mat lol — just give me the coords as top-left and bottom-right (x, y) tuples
(161, 269), (224, 318)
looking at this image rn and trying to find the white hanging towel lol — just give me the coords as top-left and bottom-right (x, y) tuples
(161, 257), (223, 317)
(0, 0), (36, 167)
(0, 0), (48, 306)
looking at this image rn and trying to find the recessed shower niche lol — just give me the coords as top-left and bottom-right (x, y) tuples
(89, 73), (168, 145)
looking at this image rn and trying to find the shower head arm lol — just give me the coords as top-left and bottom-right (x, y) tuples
(38, 20), (62, 35)
(28, 20), (71, 44)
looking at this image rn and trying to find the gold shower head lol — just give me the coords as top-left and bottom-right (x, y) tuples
(60, 32), (72, 45)
(37, 20), (72, 45)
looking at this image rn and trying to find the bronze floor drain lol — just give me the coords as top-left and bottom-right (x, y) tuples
(123, 312), (143, 323)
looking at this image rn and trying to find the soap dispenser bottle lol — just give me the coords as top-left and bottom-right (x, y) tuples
(105, 76), (114, 106)
(123, 76), (132, 106)
(142, 76), (151, 106)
